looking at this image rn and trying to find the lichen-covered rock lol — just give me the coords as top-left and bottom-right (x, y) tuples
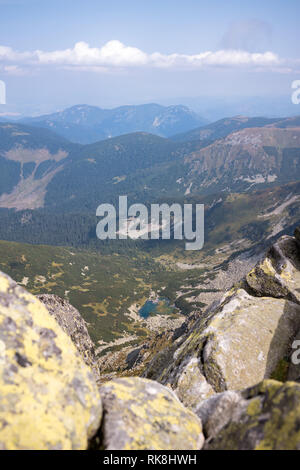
(38, 294), (100, 382)
(199, 289), (300, 391)
(204, 380), (300, 450)
(99, 377), (204, 450)
(0, 271), (102, 450)
(145, 288), (300, 406)
(245, 235), (300, 303)
(175, 357), (215, 409)
(144, 231), (300, 408)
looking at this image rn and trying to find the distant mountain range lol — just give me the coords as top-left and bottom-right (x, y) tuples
(20, 104), (208, 144)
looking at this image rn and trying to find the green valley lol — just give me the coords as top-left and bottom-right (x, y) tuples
(1, 179), (299, 355)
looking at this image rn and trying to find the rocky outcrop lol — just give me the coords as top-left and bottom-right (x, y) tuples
(196, 390), (242, 440)
(99, 377), (204, 450)
(144, 227), (300, 409)
(97, 313), (200, 382)
(198, 380), (300, 450)
(0, 272), (102, 450)
(37, 294), (100, 382)
(245, 234), (300, 303)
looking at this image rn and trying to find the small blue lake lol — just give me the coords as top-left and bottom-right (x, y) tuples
(138, 298), (174, 319)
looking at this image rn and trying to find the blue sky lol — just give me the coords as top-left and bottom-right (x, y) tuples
(0, 0), (299, 116)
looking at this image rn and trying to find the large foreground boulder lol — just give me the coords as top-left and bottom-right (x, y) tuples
(0, 272), (102, 450)
(245, 235), (300, 303)
(145, 287), (300, 408)
(199, 380), (300, 450)
(194, 290), (300, 392)
(144, 228), (300, 409)
(38, 294), (100, 382)
(99, 377), (204, 450)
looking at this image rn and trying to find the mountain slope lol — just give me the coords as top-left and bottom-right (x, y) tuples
(0, 122), (76, 209)
(179, 126), (300, 195)
(1, 120), (300, 214)
(21, 104), (207, 144)
(0, 126), (192, 212)
(170, 115), (300, 143)
(43, 131), (189, 212)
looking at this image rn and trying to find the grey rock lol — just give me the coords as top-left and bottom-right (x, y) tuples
(204, 380), (300, 450)
(99, 377), (204, 450)
(38, 294), (100, 382)
(196, 391), (243, 440)
(0, 271), (102, 450)
(144, 232), (300, 408)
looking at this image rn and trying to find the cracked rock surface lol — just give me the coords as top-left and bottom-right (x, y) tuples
(144, 227), (300, 409)
(99, 377), (204, 450)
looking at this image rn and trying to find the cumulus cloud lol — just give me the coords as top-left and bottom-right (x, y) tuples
(0, 39), (292, 73)
(36, 41), (149, 67)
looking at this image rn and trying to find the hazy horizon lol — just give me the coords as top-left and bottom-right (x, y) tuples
(0, 0), (299, 119)
(0, 94), (298, 123)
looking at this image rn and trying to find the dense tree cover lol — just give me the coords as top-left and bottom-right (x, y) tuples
(0, 122), (75, 153)
(170, 116), (291, 143)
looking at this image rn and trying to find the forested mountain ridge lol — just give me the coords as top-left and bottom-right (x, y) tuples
(171, 115), (300, 143)
(0, 115), (299, 253)
(1, 117), (300, 214)
(0, 122), (76, 210)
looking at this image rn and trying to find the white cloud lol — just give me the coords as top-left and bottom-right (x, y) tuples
(36, 41), (149, 67)
(0, 40), (292, 73)
(0, 45), (31, 62)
